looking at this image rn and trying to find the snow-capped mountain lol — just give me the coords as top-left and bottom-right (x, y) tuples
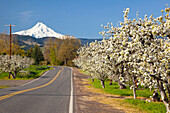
(13, 22), (64, 39)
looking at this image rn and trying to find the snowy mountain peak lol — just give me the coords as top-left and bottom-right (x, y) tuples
(33, 22), (46, 29)
(13, 22), (64, 39)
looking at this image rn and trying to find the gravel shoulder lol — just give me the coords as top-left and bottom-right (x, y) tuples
(73, 68), (125, 113)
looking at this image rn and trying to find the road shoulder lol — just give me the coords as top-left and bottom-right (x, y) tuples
(73, 68), (125, 113)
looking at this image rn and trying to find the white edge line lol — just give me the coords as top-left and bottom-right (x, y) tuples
(20, 70), (49, 87)
(69, 67), (73, 113)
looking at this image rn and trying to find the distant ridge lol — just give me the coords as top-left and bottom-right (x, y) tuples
(13, 22), (64, 39)
(78, 38), (102, 45)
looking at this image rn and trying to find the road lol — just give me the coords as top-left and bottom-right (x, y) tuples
(0, 66), (73, 113)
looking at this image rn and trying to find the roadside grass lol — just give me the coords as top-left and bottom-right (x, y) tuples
(0, 65), (52, 80)
(0, 85), (9, 89)
(90, 79), (153, 98)
(78, 69), (89, 75)
(89, 79), (166, 113)
(21, 65), (52, 79)
(0, 73), (10, 79)
(124, 99), (166, 113)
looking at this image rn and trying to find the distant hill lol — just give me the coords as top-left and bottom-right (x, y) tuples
(0, 34), (103, 50)
(78, 38), (102, 45)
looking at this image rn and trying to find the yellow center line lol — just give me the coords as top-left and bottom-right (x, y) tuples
(0, 68), (64, 101)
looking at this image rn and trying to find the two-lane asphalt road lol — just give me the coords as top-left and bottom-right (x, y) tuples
(0, 66), (73, 113)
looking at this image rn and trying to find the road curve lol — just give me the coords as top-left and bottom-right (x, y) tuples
(0, 66), (72, 113)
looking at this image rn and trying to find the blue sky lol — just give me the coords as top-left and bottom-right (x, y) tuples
(0, 0), (169, 39)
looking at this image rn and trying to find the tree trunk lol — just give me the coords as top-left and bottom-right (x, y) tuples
(133, 77), (137, 99)
(64, 58), (67, 65)
(168, 78), (170, 100)
(8, 72), (11, 79)
(101, 80), (105, 89)
(13, 71), (18, 79)
(158, 81), (170, 113)
(118, 80), (126, 89)
(167, 85), (170, 101)
(11, 73), (16, 79)
(91, 78), (94, 82)
(109, 79), (112, 85)
(150, 87), (152, 91)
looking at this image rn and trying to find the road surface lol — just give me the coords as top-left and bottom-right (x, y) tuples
(0, 66), (73, 113)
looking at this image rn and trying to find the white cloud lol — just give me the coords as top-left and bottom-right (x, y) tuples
(19, 11), (32, 17)
(18, 11), (33, 23)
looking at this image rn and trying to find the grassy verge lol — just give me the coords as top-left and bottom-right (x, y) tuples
(123, 99), (166, 113)
(79, 69), (89, 75)
(91, 79), (153, 98)
(89, 79), (166, 113)
(0, 85), (9, 89)
(0, 65), (52, 80)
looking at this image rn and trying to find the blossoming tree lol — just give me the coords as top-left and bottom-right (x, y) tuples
(74, 7), (170, 112)
(0, 55), (34, 78)
(101, 7), (170, 111)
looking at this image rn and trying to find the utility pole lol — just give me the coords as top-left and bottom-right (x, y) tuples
(4, 24), (16, 78)
(4, 24), (16, 59)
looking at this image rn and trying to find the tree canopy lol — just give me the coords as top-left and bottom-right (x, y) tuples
(44, 35), (80, 66)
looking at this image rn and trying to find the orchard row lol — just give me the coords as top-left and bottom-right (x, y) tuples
(73, 8), (170, 112)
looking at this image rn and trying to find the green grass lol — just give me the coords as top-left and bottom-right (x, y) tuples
(21, 65), (52, 79)
(78, 69), (89, 75)
(124, 99), (166, 113)
(0, 72), (10, 79)
(90, 79), (153, 98)
(90, 79), (166, 113)
(0, 65), (52, 80)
